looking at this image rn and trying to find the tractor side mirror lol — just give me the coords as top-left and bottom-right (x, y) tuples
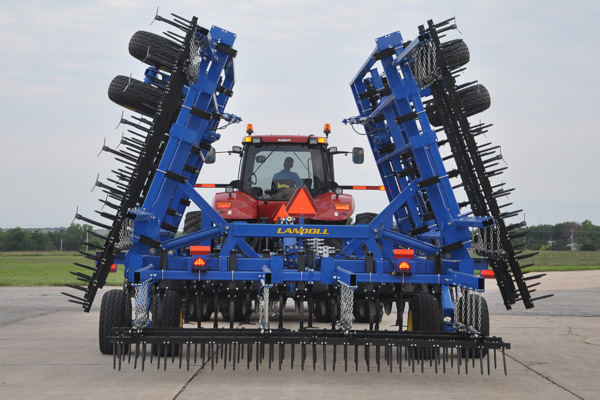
(352, 147), (364, 164)
(205, 148), (216, 164)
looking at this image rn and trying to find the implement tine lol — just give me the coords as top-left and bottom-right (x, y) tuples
(134, 342), (139, 370)
(233, 342), (237, 371)
(344, 343), (348, 372)
(278, 343), (283, 371)
(256, 342), (260, 371)
(355, 345), (359, 372)
(434, 346), (439, 373)
(323, 343), (327, 371)
(291, 343), (295, 370)
(398, 346), (402, 373)
(503, 348), (507, 375)
(301, 342), (306, 371)
(179, 344), (183, 369)
(142, 343), (147, 372)
(312, 343), (317, 371)
(113, 342), (117, 369)
(375, 345), (380, 372)
(224, 342), (228, 370)
(487, 348), (491, 375)
(389, 345), (393, 373)
(186, 343), (191, 371)
(366, 344), (370, 372)
(457, 347), (461, 375)
(479, 348), (484, 375)
(211, 343), (215, 371)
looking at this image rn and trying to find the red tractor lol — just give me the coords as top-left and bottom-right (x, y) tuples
(190, 124), (366, 247)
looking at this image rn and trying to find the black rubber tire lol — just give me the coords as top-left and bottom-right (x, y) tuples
(408, 293), (444, 331)
(152, 290), (183, 357)
(408, 293), (443, 360)
(129, 31), (180, 72)
(441, 39), (470, 70)
(355, 212), (378, 225)
(107, 75), (162, 118)
(426, 83), (491, 127)
(456, 294), (490, 358)
(459, 84), (491, 119)
(183, 211), (202, 235)
(352, 300), (383, 323)
(99, 289), (130, 355)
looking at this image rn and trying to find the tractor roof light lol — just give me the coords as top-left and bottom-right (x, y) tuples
(309, 137), (327, 145)
(246, 123), (254, 134)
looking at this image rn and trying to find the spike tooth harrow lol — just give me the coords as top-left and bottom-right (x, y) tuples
(110, 327), (509, 374)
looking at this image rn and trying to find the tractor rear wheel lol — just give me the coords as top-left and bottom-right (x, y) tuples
(107, 75), (163, 118)
(151, 290), (183, 357)
(456, 294), (490, 358)
(99, 289), (131, 355)
(129, 31), (180, 72)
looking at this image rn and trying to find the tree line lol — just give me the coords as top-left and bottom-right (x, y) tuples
(1, 220), (599, 252)
(0, 224), (104, 252)
(526, 220), (599, 251)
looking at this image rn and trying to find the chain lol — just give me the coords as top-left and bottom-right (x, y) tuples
(115, 218), (134, 251)
(258, 285), (271, 333)
(186, 34), (204, 84)
(133, 279), (151, 329)
(477, 291), (482, 334)
(337, 283), (354, 333)
(412, 40), (439, 88)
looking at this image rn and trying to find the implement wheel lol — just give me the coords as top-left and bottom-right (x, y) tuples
(408, 293), (443, 359)
(426, 83), (491, 127)
(441, 39), (470, 70)
(129, 31), (180, 72)
(152, 290), (183, 357)
(456, 293), (490, 358)
(107, 75), (163, 118)
(99, 289), (131, 355)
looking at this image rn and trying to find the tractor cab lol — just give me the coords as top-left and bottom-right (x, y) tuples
(239, 135), (333, 201)
(212, 125), (364, 223)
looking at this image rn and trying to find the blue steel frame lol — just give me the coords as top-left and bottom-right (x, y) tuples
(115, 24), (493, 333)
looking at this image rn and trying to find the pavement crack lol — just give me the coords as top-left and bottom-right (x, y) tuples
(505, 353), (584, 400)
(172, 344), (221, 400)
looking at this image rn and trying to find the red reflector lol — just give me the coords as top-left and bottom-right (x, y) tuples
(481, 269), (495, 279)
(109, 264), (117, 273)
(195, 183), (216, 188)
(193, 258), (206, 269)
(393, 249), (414, 259)
(190, 245), (211, 255)
(397, 261), (411, 271)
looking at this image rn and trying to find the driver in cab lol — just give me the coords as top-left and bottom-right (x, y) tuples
(272, 157), (303, 189)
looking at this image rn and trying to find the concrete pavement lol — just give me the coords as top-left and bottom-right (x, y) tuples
(0, 271), (598, 399)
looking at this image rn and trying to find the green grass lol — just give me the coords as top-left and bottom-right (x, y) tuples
(0, 250), (598, 286)
(0, 251), (124, 286)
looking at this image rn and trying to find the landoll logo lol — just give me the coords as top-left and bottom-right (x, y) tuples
(276, 227), (330, 235)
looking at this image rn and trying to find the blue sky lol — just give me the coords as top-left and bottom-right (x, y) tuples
(0, 0), (598, 228)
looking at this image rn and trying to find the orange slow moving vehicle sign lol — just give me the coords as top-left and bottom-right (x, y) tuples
(285, 188), (318, 218)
